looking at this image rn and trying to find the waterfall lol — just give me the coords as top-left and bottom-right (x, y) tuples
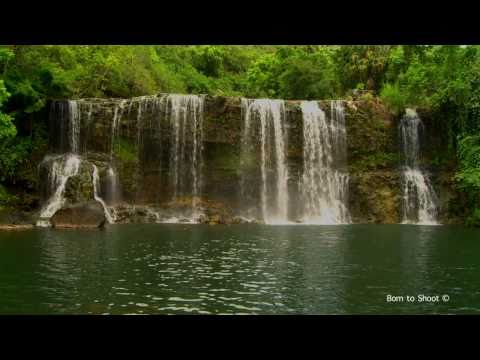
(40, 95), (207, 225)
(133, 96), (151, 203)
(36, 100), (82, 226)
(92, 165), (114, 224)
(110, 99), (128, 161)
(241, 98), (289, 224)
(49, 100), (81, 153)
(299, 100), (350, 224)
(399, 109), (439, 225)
(105, 100), (128, 205)
(105, 166), (121, 205)
(136, 96), (149, 155)
(164, 94), (205, 217)
(68, 100), (81, 154)
(36, 154), (81, 226)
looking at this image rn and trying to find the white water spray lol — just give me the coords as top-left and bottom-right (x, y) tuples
(399, 109), (439, 225)
(110, 99), (127, 160)
(36, 154), (81, 226)
(241, 98), (289, 224)
(68, 100), (80, 154)
(300, 100), (350, 224)
(165, 94), (204, 217)
(92, 165), (114, 224)
(105, 166), (121, 205)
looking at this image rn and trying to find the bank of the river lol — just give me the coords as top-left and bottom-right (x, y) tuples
(0, 224), (34, 230)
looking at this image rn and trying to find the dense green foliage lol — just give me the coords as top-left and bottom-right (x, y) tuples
(378, 45), (480, 225)
(245, 46), (339, 99)
(0, 48), (16, 142)
(456, 135), (480, 225)
(1, 44), (480, 223)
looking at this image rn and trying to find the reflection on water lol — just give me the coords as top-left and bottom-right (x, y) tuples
(0, 224), (479, 314)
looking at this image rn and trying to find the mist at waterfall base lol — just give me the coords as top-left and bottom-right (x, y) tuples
(1, 224), (479, 315)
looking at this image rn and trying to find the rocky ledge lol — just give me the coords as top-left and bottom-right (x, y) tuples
(111, 197), (259, 225)
(0, 224), (35, 231)
(50, 201), (106, 229)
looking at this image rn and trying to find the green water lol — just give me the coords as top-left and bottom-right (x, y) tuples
(0, 224), (479, 314)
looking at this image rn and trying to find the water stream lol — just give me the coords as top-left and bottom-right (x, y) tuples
(399, 109), (439, 225)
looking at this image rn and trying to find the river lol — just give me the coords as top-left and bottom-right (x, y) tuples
(0, 224), (479, 314)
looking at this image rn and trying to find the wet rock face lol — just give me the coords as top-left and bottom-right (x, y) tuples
(63, 162), (94, 205)
(430, 170), (467, 224)
(62, 156), (113, 206)
(39, 94), (464, 225)
(109, 197), (256, 225)
(344, 99), (401, 223)
(349, 170), (402, 223)
(51, 201), (106, 228)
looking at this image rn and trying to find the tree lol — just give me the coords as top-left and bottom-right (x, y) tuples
(0, 80), (15, 142)
(333, 45), (392, 93)
(245, 46), (339, 99)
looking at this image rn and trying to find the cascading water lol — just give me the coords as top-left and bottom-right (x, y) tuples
(36, 154), (81, 226)
(399, 109), (439, 225)
(134, 96), (149, 201)
(299, 100), (350, 224)
(37, 100), (83, 226)
(105, 166), (121, 205)
(68, 100), (81, 154)
(164, 94), (205, 218)
(49, 100), (82, 153)
(105, 99), (128, 205)
(92, 165), (114, 224)
(110, 99), (128, 160)
(38, 94), (360, 226)
(38, 94), (209, 226)
(241, 98), (289, 224)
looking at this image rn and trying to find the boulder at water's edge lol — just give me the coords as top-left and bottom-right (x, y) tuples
(51, 201), (106, 228)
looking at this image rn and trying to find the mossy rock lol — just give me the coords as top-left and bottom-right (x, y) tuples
(64, 162), (95, 204)
(349, 170), (401, 223)
(51, 201), (106, 228)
